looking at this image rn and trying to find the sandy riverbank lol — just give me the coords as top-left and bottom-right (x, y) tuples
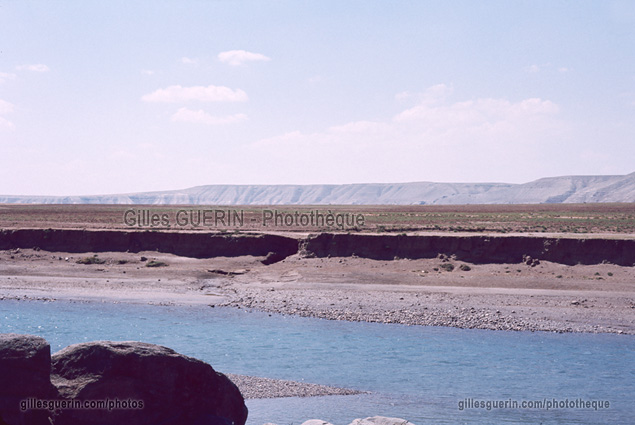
(1, 246), (633, 334)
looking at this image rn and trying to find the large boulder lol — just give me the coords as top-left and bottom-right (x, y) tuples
(50, 341), (247, 425)
(0, 333), (55, 425)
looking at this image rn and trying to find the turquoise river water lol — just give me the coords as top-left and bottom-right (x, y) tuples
(1, 299), (633, 425)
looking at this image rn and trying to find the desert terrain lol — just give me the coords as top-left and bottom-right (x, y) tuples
(0, 203), (633, 234)
(1, 204), (633, 405)
(0, 203), (633, 335)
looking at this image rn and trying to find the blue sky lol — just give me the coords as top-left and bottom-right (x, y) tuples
(1, 1), (634, 196)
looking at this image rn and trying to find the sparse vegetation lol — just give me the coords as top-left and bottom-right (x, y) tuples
(0, 204), (633, 234)
(439, 263), (455, 272)
(76, 255), (105, 265)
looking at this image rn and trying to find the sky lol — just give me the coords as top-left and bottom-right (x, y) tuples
(1, 0), (634, 196)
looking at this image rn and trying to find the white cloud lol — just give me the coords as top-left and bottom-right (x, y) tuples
(218, 50), (270, 66)
(245, 85), (566, 183)
(180, 57), (198, 65)
(394, 96), (558, 125)
(140, 69), (156, 75)
(16, 64), (49, 72)
(395, 91), (412, 100)
(171, 108), (247, 125)
(0, 117), (14, 131)
(395, 84), (453, 104)
(0, 72), (17, 84)
(422, 83), (453, 100)
(0, 99), (14, 131)
(0, 99), (14, 115)
(141, 85), (248, 103)
(527, 63), (570, 74)
(328, 120), (389, 134)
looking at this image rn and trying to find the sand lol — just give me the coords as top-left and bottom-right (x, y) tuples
(1, 247), (633, 334)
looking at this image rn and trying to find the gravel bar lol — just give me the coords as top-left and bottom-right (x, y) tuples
(225, 374), (363, 399)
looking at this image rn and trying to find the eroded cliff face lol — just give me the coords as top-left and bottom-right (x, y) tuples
(0, 229), (299, 260)
(300, 233), (635, 266)
(0, 229), (633, 266)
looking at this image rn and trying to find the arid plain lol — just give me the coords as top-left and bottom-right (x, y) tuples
(1, 203), (633, 335)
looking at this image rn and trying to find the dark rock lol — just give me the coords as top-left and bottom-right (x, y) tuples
(51, 341), (247, 425)
(261, 252), (285, 265)
(0, 333), (55, 425)
(523, 254), (540, 267)
(208, 269), (229, 275)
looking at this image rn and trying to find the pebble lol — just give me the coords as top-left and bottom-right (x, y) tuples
(219, 287), (629, 334)
(225, 374), (362, 399)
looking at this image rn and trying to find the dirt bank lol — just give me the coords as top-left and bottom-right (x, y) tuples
(0, 229), (298, 259)
(0, 229), (633, 266)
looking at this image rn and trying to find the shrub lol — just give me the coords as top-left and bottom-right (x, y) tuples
(76, 255), (105, 265)
(439, 263), (455, 272)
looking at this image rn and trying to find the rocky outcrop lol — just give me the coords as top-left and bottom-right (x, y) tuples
(50, 341), (247, 425)
(0, 229), (633, 266)
(0, 335), (247, 425)
(0, 334), (55, 425)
